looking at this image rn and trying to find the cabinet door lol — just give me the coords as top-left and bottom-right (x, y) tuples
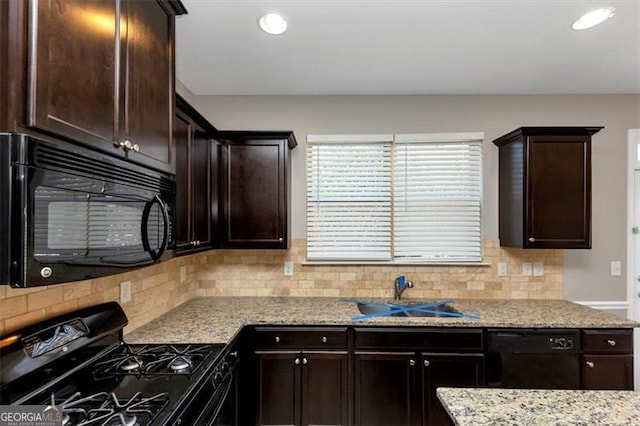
(582, 355), (633, 390)
(174, 114), (191, 252)
(422, 353), (484, 426)
(191, 130), (212, 248)
(354, 352), (419, 426)
(123, 0), (175, 173)
(301, 352), (349, 426)
(257, 352), (300, 426)
(224, 140), (287, 248)
(27, 0), (120, 152)
(527, 135), (590, 248)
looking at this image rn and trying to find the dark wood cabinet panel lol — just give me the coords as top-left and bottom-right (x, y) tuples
(254, 327), (348, 350)
(582, 354), (633, 390)
(581, 329), (633, 390)
(123, 0), (175, 173)
(27, 0), (119, 150)
(354, 352), (418, 426)
(301, 352), (349, 426)
(257, 352), (300, 426)
(174, 95), (218, 255)
(494, 127), (602, 249)
(219, 131), (297, 249)
(7, 0), (185, 173)
(421, 353), (484, 426)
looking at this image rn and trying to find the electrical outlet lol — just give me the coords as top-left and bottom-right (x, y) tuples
(120, 280), (132, 304)
(180, 265), (187, 283)
(611, 261), (622, 276)
(533, 262), (544, 276)
(497, 262), (508, 277)
(283, 261), (294, 276)
(522, 262), (533, 276)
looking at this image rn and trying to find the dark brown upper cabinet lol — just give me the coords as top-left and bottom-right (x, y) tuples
(175, 94), (219, 255)
(3, 0), (186, 174)
(217, 131), (297, 249)
(493, 127), (603, 249)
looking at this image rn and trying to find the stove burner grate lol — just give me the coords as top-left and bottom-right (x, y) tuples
(93, 344), (212, 378)
(53, 391), (168, 426)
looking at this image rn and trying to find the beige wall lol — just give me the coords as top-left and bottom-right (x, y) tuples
(193, 94), (640, 302)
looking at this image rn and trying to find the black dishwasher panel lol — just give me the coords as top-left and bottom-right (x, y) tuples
(486, 329), (580, 389)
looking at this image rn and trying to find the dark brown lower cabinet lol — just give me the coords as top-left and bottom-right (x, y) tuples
(256, 351), (348, 426)
(582, 354), (633, 390)
(422, 353), (484, 426)
(354, 352), (418, 426)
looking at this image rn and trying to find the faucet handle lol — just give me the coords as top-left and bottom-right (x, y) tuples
(395, 275), (405, 287)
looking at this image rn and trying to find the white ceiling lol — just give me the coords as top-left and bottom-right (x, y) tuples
(175, 1), (640, 96)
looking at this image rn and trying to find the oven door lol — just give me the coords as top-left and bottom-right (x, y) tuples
(3, 135), (175, 287)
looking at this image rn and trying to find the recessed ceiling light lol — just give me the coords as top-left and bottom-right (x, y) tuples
(572, 7), (615, 30)
(258, 12), (287, 35)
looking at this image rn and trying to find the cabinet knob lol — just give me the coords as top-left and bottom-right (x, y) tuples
(121, 140), (133, 150)
(302, 357), (308, 365)
(196, 240), (201, 246)
(295, 358), (300, 365)
(409, 359), (416, 367)
(322, 336), (328, 343)
(424, 360), (430, 367)
(586, 361), (595, 368)
(278, 238), (283, 242)
(132, 143), (140, 152)
(607, 339), (617, 347)
(275, 336), (280, 343)
(528, 237), (535, 242)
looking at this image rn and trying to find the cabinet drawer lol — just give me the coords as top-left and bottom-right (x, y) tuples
(582, 330), (633, 353)
(354, 328), (483, 351)
(253, 327), (348, 350)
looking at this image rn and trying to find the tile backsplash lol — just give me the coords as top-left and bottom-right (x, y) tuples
(195, 239), (562, 300)
(0, 239), (562, 335)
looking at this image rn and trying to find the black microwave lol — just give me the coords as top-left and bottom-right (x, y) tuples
(0, 134), (176, 287)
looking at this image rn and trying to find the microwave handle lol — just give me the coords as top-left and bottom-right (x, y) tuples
(141, 195), (170, 262)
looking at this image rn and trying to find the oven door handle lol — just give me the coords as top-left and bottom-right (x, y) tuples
(205, 374), (234, 426)
(141, 195), (170, 262)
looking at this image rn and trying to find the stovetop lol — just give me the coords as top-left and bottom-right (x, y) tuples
(0, 302), (229, 426)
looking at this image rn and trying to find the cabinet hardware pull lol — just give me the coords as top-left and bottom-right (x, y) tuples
(230, 351), (238, 358)
(196, 240), (201, 246)
(586, 361), (595, 368)
(295, 358), (300, 365)
(275, 336), (280, 343)
(120, 140), (133, 150)
(132, 144), (140, 152)
(322, 336), (327, 343)
(278, 238), (283, 242)
(409, 359), (415, 366)
(607, 339), (616, 346)
(303, 358), (308, 365)
(424, 360), (430, 367)
(528, 237), (535, 242)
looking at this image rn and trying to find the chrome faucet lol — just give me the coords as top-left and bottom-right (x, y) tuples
(394, 276), (414, 301)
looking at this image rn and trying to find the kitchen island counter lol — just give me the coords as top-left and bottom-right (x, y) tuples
(437, 387), (640, 425)
(125, 296), (637, 344)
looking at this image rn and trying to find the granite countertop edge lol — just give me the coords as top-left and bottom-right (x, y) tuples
(125, 297), (638, 344)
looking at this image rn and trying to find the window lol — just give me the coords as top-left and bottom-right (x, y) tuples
(306, 132), (483, 263)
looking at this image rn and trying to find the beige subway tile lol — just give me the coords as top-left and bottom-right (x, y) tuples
(28, 287), (64, 312)
(63, 282), (93, 301)
(5, 309), (46, 332)
(46, 299), (79, 316)
(0, 295), (28, 319)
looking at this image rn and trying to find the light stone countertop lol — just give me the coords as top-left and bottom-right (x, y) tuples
(125, 297), (638, 344)
(437, 387), (640, 425)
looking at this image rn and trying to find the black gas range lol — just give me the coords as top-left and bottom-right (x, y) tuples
(0, 302), (238, 425)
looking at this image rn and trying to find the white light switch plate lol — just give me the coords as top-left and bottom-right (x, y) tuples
(522, 262), (533, 276)
(284, 261), (294, 276)
(611, 261), (622, 276)
(120, 280), (132, 304)
(533, 262), (544, 276)
(497, 262), (508, 277)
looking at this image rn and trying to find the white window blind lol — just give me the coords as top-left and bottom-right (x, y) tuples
(393, 134), (483, 262)
(307, 135), (392, 260)
(306, 132), (483, 263)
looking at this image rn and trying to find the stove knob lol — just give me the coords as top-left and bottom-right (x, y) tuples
(222, 362), (230, 374)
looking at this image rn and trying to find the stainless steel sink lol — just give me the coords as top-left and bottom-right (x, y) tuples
(356, 301), (461, 317)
